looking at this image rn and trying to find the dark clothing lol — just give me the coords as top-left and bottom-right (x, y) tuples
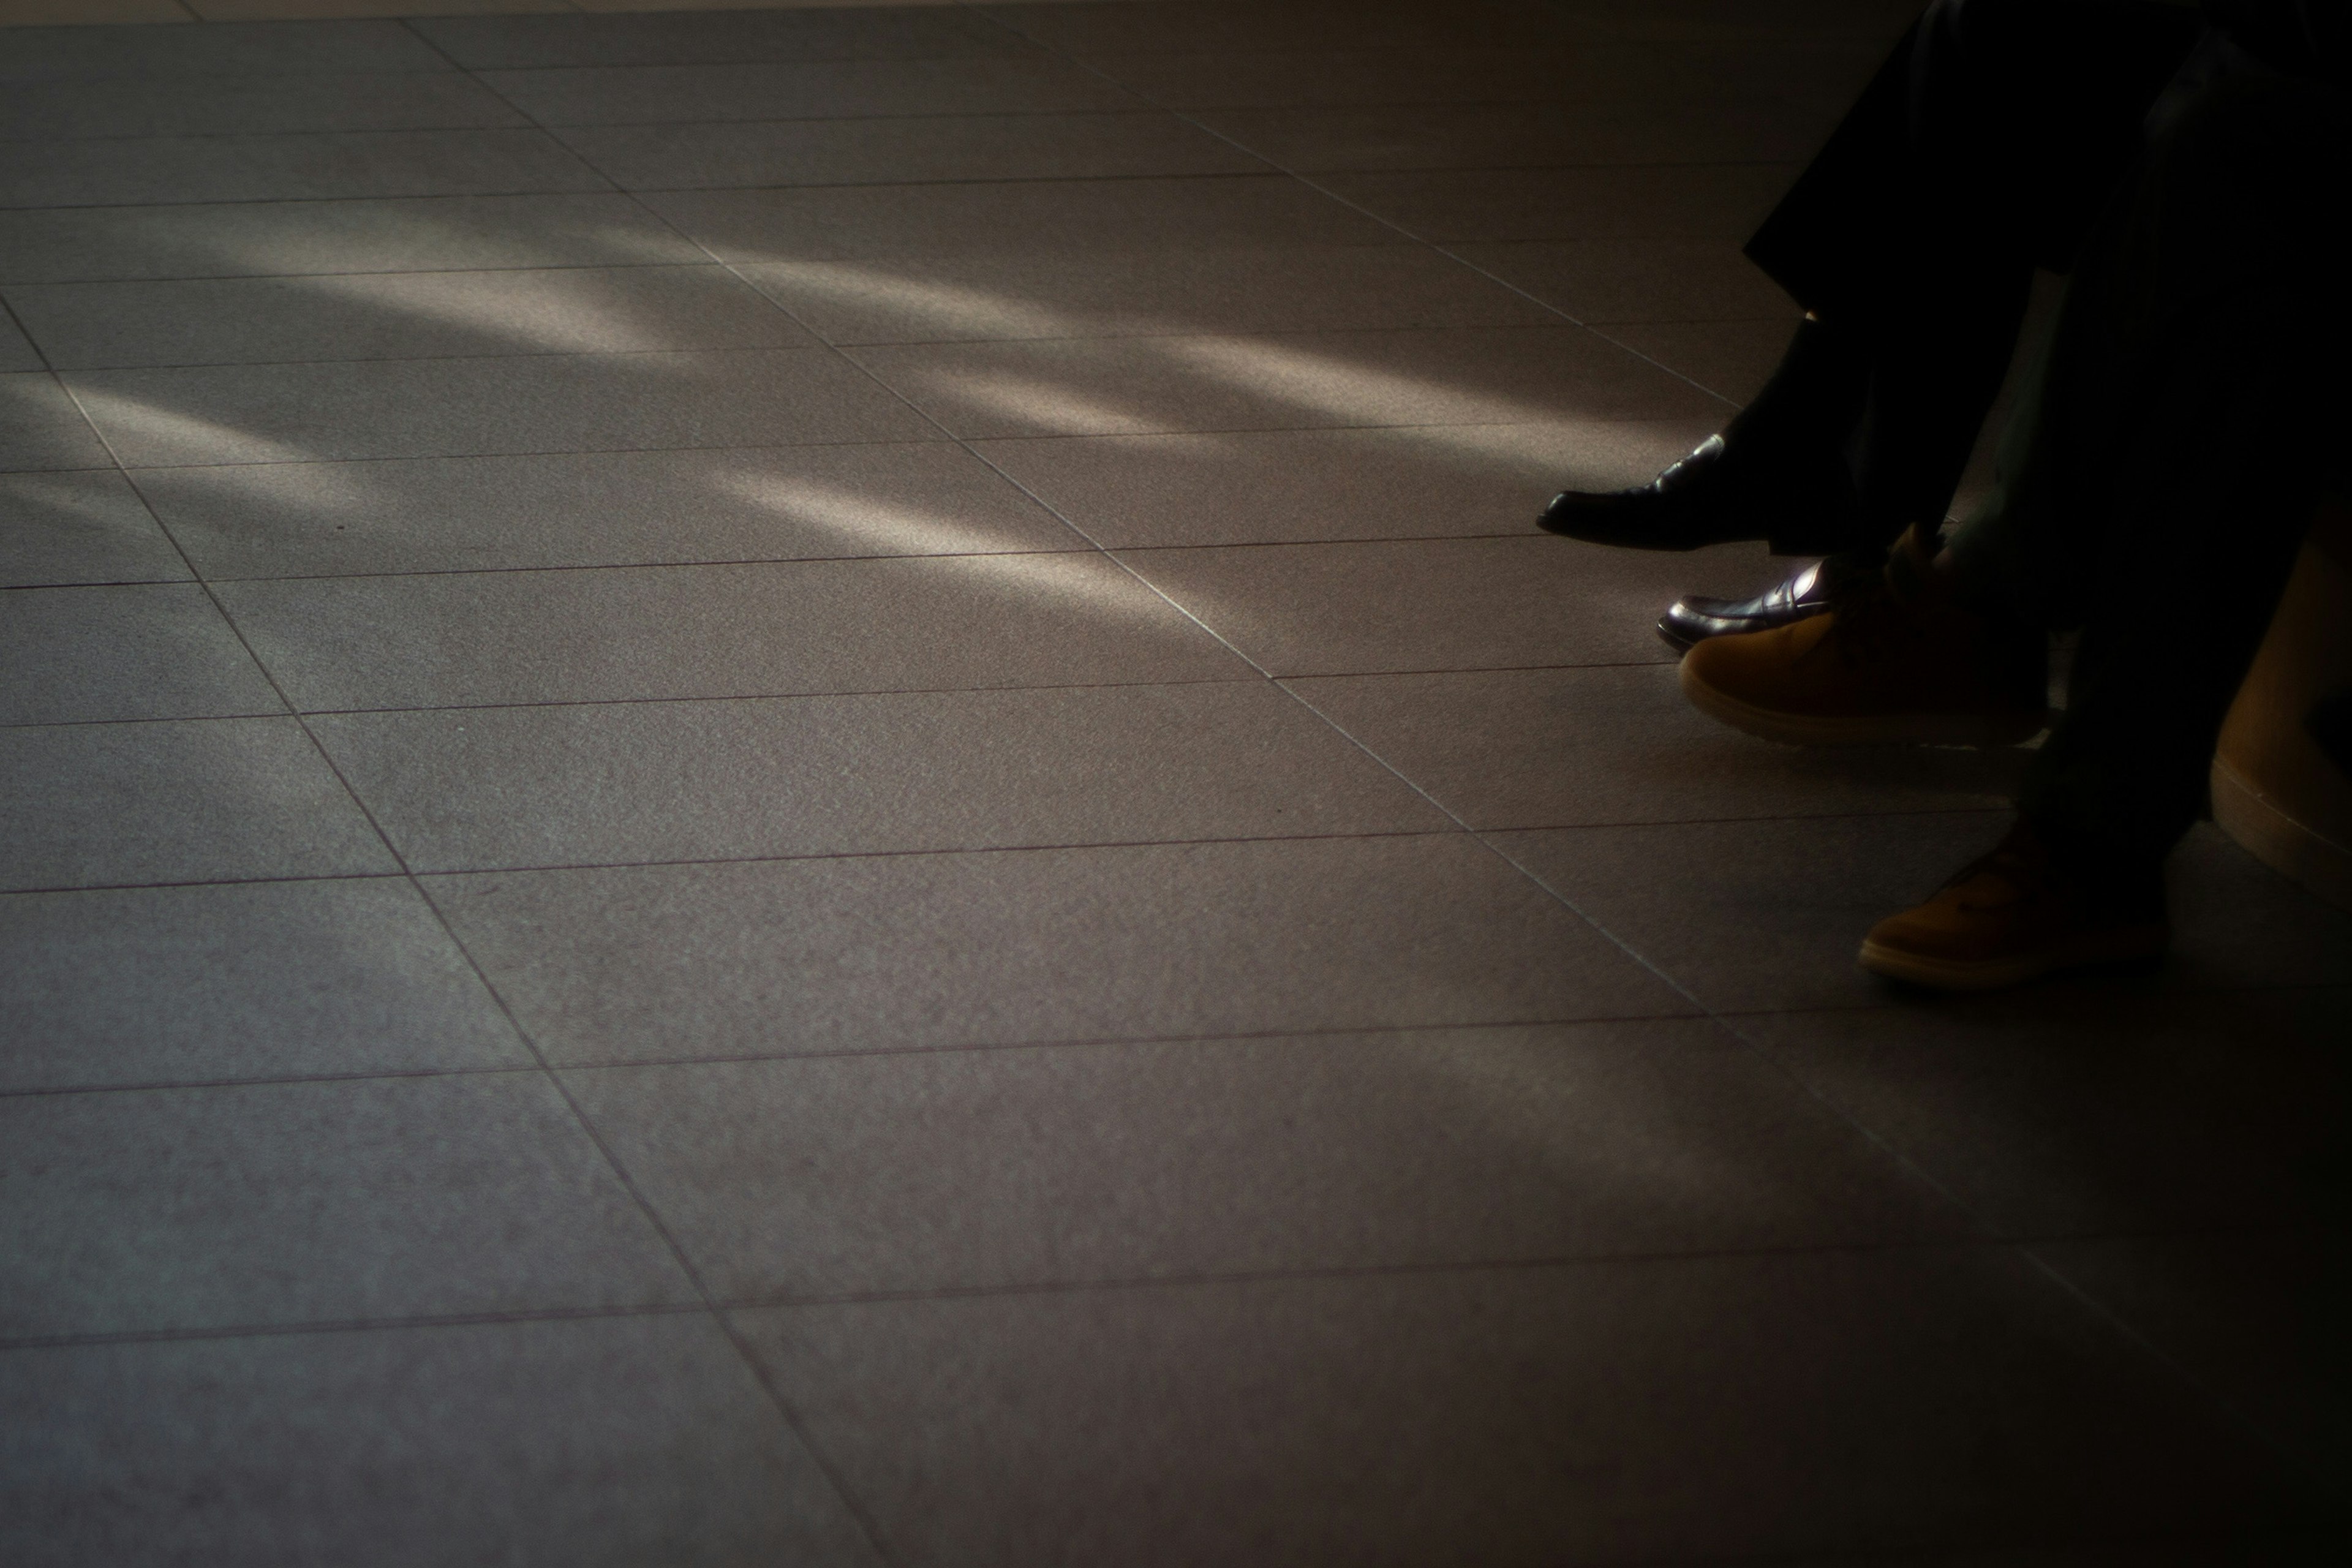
(1740, 0), (2203, 554)
(2204, 0), (2351, 81)
(1945, 32), (2351, 865)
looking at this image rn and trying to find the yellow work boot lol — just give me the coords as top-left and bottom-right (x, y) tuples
(1679, 525), (2051, 747)
(1860, 819), (2170, 992)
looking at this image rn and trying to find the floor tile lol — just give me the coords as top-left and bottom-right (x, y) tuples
(971, 419), (1719, 548)
(561, 0), (960, 7)
(1316, 162), (1798, 243)
(0, 18), (444, 78)
(0, 876), (527, 1092)
(412, 6), (1032, 70)
(0, 0), (190, 24)
(0, 1072), (694, 1338)
(737, 244), (1552, 345)
(1085, 39), (1879, 113)
(2160, 824), (2352, 989)
(1116, 535), (1777, 674)
(981, 1), (1571, 59)
(218, 552), (1250, 711)
(641, 176), (1398, 262)
(0, 470), (187, 587)
(147, 441), (1080, 579)
(312, 681), (1450, 872)
(2032, 1229), (2350, 1483)
(428, 834), (1690, 1065)
(1490, 811), (2016, 1014)
(0, 716), (394, 892)
(0, 70), (524, 141)
(0, 373), (111, 472)
(1746, 986), (2351, 1239)
(1195, 100), (1829, 173)
(0, 306), (39, 371)
(0, 129), (605, 211)
(567, 1021), (1966, 1300)
(1289, 663), (2026, 829)
(1471, 0), (1918, 48)
(560, 0), (979, 7)
(1454, 238), (1798, 324)
(552, 112), (1265, 192)
(9, 266), (818, 371)
(0, 582), (282, 725)
(70, 349), (934, 466)
(847, 324), (1722, 440)
(1763, 1544), (2267, 1567)
(733, 1246), (2324, 1565)
(1079, 43), (1654, 112)
(0, 194), (707, 287)
(481, 56), (1142, 126)
(190, 0), (568, 20)
(0, 1314), (880, 1568)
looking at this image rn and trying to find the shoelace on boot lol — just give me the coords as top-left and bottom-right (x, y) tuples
(1798, 555), (1907, 668)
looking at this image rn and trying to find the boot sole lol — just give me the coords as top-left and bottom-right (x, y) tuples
(1858, 925), (2170, 992)
(1679, 661), (2050, 748)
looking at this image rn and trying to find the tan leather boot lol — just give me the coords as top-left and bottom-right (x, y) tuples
(1678, 525), (2051, 747)
(1860, 819), (2170, 991)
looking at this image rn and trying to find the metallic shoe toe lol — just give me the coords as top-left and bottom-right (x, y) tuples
(1657, 559), (1836, 650)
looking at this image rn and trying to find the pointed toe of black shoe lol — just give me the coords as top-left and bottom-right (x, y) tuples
(1536, 435), (1861, 556)
(1538, 435), (1727, 549)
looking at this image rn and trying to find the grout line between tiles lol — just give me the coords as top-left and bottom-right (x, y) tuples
(0, 241), (1458, 290)
(0, 1300), (712, 1357)
(23, 317), (1668, 375)
(0, 1006), (1722, 1103)
(0, 292), (51, 371)
(4, 95), (1290, 149)
(71, 529), (1583, 586)
(0, 674), (1267, 729)
(3, 258), (714, 287)
(0, 167), (1281, 221)
(17, 423), (1625, 476)
(0, 119), (538, 151)
(27, 315), (1656, 377)
(0, 805), (2083, 900)
(0, 1232), (2046, 1359)
(0, 157), (1806, 221)
(21, 660), (1814, 728)
(0, 827), (1451, 899)
(47, 340), (842, 374)
(5, 415), (1707, 475)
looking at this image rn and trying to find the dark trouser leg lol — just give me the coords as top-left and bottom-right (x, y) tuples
(1741, 0), (2201, 554)
(1943, 46), (2351, 866)
(2012, 296), (2322, 867)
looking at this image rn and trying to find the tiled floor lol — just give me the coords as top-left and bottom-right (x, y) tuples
(3, 2), (2347, 1563)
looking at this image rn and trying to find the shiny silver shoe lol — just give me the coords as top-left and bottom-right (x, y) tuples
(1657, 557), (1842, 651)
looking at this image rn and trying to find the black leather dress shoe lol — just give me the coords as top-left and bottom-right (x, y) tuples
(1657, 557), (1840, 651)
(1539, 435), (1855, 553)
